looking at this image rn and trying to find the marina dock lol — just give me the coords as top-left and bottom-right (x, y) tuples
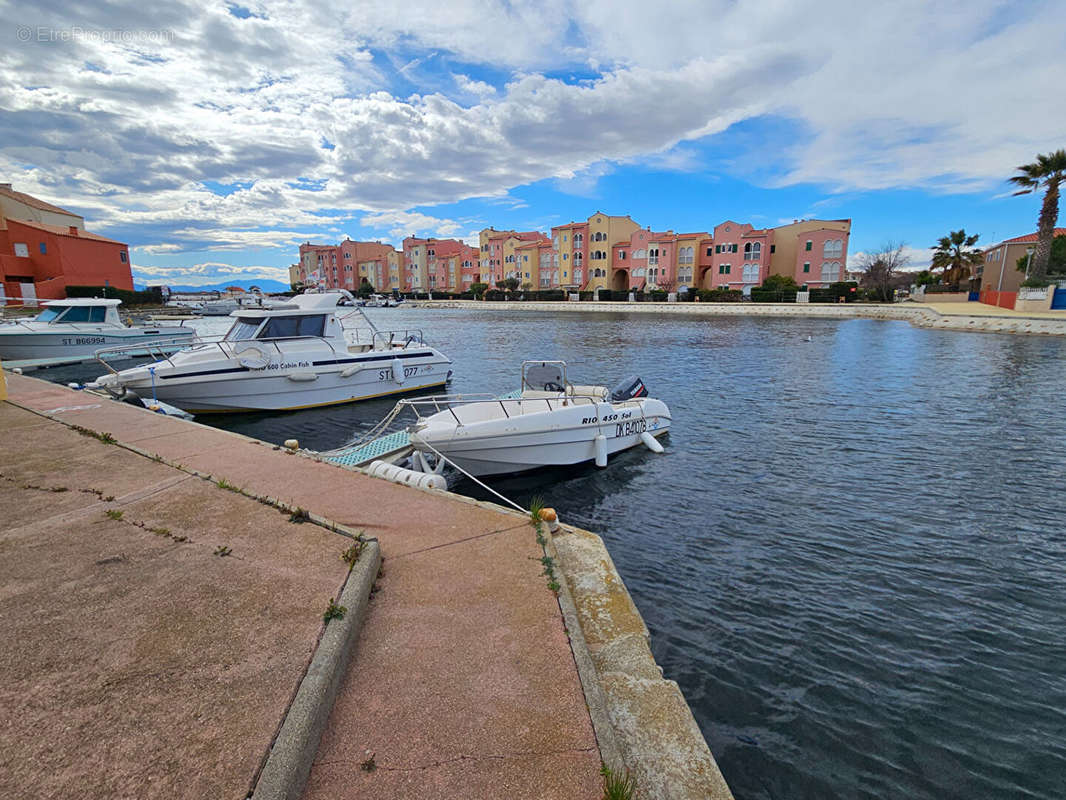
(0, 371), (731, 800)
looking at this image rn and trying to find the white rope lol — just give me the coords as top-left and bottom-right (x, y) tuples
(415, 438), (527, 514)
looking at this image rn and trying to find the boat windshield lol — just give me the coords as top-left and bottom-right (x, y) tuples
(35, 307), (65, 322)
(258, 314), (326, 339)
(225, 317), (264, 341)
(35, 305), (107, 323)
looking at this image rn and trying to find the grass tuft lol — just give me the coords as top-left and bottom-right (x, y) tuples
(288, 507), (310, 524)
(341, 542), (364, 568)
(213, 545), (232, 557)
(104, 509), (124, 521)
(601, 765), (636, 800)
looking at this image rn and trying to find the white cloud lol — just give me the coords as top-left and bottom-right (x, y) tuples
(132, 261), (290, 286)
(0, 0), (1063, 256)
(358, 210), (463, 239)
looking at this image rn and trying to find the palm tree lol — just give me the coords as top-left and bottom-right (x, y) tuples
(1009, 149), (1066, 284)
(930, 229), (982, 286)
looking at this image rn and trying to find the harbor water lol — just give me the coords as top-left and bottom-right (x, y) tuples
(42, 307), (1066, 799)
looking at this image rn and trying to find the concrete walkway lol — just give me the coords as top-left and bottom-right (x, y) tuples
(2, 373), (602, 799)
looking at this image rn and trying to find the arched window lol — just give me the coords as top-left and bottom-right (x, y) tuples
(751, 242), (761, 260)
(634, 249), (646, 259)
(823, 239), (843, 258)
(821, 261), (841, 282)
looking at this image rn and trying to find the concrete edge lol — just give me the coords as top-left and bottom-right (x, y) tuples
(541, 530), (625, 774)
(251, 539), (382, 800)
(549, 523), (735, 800)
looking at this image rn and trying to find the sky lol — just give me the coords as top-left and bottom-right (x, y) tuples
(1, 0), (1064, 286)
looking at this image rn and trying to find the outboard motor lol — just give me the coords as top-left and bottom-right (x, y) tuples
(610, 375), (648, 402)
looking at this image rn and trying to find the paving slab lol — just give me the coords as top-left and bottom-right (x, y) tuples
(304, 528), (602, 800)
(0, 402), (352, 800)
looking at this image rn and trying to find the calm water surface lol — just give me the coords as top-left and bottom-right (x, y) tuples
(47, 308), (1066, 799)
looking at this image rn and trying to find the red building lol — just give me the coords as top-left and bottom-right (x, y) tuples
(0, 184), (132, 305)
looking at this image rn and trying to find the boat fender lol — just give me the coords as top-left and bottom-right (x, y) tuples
(640, 431), (664, 453)
(594, 434), (608, 468)
(284, 439), (299, 451)
(339, 364), (364, 378)
(367, 460), (446, 491)
(391, 358), (405, 384)
(235, 342), (270, 370)
(287, 371), (319, 382)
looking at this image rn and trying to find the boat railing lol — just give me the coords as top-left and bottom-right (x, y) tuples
(367, 329), (425, 349)
(398, 391), (604, 425)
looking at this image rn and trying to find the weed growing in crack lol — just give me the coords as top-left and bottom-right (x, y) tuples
(600, 765), (635, 800)
(213, 545), (232, 557)
(341, 542), (364, 568)
(104, 509), (124, 521)
(323, 598), (347, 623)
(360, 751), (376, 772)
(530, 500), (559, 595)
(216, 478), (244, 494)
(288, 507), (310, 524)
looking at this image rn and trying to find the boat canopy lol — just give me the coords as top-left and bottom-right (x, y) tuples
(34, 298), (123, 325)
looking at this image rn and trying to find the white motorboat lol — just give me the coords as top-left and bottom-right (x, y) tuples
(90, 290), (452, 413)
(0, 298), (195, 366)
(397, 361), (670, 477)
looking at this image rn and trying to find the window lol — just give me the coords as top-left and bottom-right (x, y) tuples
(715, 244), (721, 254)
(260, 314), (327, 339)
(821, 261), (841, 282)
(744, 242), (761, 260)
(563, 253), (568, 261)
(648, 248), (659, 266)
(39, 242), (48, 254)
(523, 255), (528, 262)
(742, 264), (759, 282)
(563, 235), (568, 242)
(344, 252), (351, 258)
(706, 246), (713, 256)
(120, 251), (128, 263)
(226, 317), (264, 341)
(803, 262), (810, 273)
(718, 264), (731, 275)
(770, 244), (775, 254)
(805, 240), (812, 251)
(823, 239), (843, 258)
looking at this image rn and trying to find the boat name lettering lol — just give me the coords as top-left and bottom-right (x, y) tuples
(264, 361), (310, 370)
(63, 336), (106, 345)
(615, 419), (647, 437)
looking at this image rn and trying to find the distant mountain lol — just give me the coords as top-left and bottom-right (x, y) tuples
(132, 278), (291, 293)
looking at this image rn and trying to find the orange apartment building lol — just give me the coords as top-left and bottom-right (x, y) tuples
(1, 184), (133, 305)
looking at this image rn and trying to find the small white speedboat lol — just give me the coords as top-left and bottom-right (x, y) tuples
(90, 290), (452, 413)
(400, 361), (671, 477)
(0, 298), (195, 366)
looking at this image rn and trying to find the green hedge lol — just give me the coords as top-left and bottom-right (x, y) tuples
(749, 289), (798, 303)
(66, 285), (163, 305)
(696, 288), (744, 302)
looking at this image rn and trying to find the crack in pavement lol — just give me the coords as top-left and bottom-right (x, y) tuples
(316, 746), (598, 772)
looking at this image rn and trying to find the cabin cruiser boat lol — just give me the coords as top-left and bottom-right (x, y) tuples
(0, 298), (195, 365)
(89, 290), (452, 413)
(392, 361), (670, 477)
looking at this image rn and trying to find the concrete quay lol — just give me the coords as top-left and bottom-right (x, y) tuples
(415, 299), (1066, 336)
(1, 371), (733, 800)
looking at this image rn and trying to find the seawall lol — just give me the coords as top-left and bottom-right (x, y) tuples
(413, 299), (1066, 336)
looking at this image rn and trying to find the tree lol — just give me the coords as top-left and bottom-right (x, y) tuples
(930, 230), (982, 285)
(913, 270), (936, 287)
(856, 242), (910, 302)
(1016, 234), (1066, 275)
(356, 280), (376, 298)
(761, 274), (799, 292)
(496, 277), (520, 292)
(469, 282), (488, 299)
(1009, 149), (1066, 284)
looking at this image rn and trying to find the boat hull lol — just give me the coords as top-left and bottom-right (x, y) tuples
(108, 351), (453, 412)
(0, 328), (195, 362)
(410, 398), (671, 476)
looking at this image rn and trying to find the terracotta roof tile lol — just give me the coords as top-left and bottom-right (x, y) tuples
(1002, 228), (1066, 244)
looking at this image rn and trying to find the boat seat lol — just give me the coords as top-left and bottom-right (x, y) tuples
(569, 385), (608, 400)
